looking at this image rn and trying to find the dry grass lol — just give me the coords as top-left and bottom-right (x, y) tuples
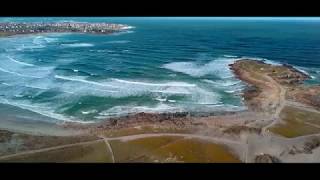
(1, 140), (113, 162)
(268, 106), (320, 138)
(148, 138), (241, 163)
(0, 129), (99, 157)
(100, 125), (191, 138)
(109, 136), (183, 162)
(109, 136), (240, 163)
(223, 125), (261, 135)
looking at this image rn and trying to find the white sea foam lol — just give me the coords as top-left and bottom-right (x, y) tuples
(163, 57), (237, 78)
(97, 103), (182, 119)
(111, 31), (134, 36)
(225, 90), (239, 93)
(54, 75), (117, 88)
(33, 36), (58, 45)
(108, 79), (213, 103)
(43, 76), (220, 105)
(106, 40), (130, 44)
(0, 57), (53, 79)
(18, 44), (46, 50)
(81, 109), (98, 115)
(120, 25), (135, 30)
(0, 97), (90, 123)
(61, 43), (94, 48)
(223, 55), (238, 58)
(7, 56), (35, 67)
(292, 66), (311, 76)
(151, 90), (192, 95)
(111, 78), (196, 87)
(202, 79), (241, 87)
(1, 82), (10, 86)
(23, 85), (49, 90)
(1, 91), (100, 123)
(14, 94), (24, 98)
(52, 75), (219, 104)
(0, 67), (41, 78)
(155, 97), (167, 102)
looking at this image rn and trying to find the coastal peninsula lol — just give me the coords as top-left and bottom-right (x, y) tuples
(0, 22), (131, 37)
(1, 59), (320, 163)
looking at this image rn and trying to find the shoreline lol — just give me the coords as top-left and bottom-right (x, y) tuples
(2, 59), (320, 162)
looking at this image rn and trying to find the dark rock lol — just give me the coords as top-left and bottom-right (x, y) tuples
(303, 138), (320, 154)
(254, 154), (281, 163)
(309, 96), (320, 107)
(0, 130), (13, 143)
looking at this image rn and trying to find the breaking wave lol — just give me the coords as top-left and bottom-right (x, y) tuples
(111, 78), (196, 87)
(163, 57), (237, 78)
(96, 104), (182, 119)
(106, 40), (130, 44)
(61, 43), (94, 48)
(0, 66), (42, 78)
(0, 97), (93, 123)
(7, 56), (35, 67)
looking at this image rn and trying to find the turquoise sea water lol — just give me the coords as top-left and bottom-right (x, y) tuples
(1, 17), (320, 123)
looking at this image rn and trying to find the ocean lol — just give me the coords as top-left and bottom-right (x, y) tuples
(0, 17), (320, 123)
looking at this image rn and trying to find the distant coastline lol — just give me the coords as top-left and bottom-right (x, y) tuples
(0, 22), (132, 37)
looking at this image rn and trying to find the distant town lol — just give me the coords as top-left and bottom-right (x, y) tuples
(0, 22), (132, 36)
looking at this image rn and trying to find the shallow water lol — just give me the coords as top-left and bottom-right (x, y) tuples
(0, 17), (320, 123)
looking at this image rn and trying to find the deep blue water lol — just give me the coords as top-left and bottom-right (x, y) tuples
(0, 17), (320, 123)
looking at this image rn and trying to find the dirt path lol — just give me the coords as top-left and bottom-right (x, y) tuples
(0, 139), (103, 160)
(265, 85), (285, 130)
(0, 133), (245, 161)
(103, 133), (243, 146)
(248, 71), (287, 136)
(286, 100), (320, 114)
(99, 136), (115, 163)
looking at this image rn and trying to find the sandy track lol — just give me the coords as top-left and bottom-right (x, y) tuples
(104, 133), (243, 145)
(0, 133), (245, 161)
(0, 139), (103, 160)
(99, 136), (115, 163)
